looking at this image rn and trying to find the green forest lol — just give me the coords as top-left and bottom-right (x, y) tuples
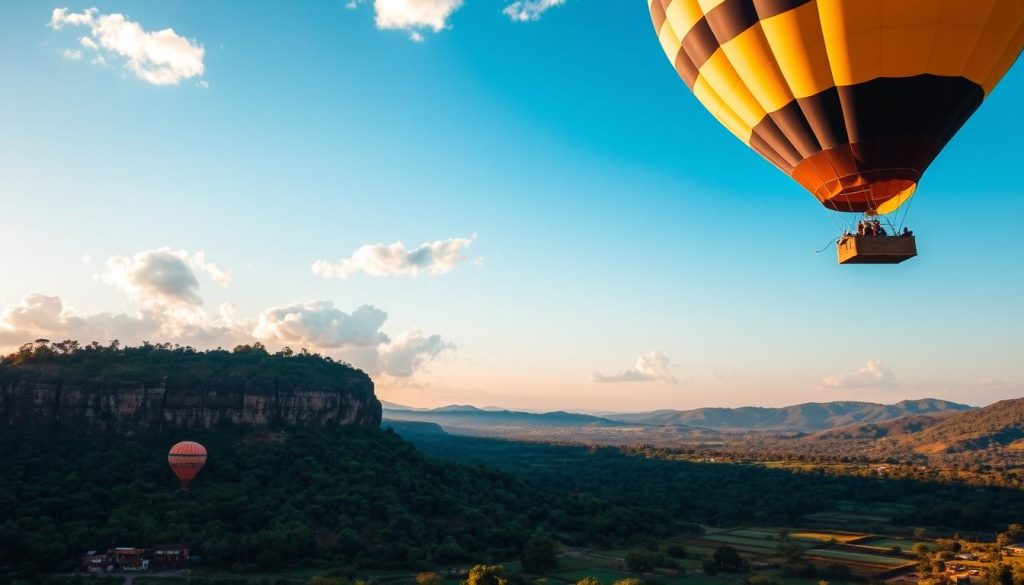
(4, 421), (1024, 578)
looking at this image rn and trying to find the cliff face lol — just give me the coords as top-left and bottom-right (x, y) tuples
(0, 366), (381, 435)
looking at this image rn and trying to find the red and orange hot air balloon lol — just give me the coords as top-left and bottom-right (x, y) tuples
(168, 441), (207, 490)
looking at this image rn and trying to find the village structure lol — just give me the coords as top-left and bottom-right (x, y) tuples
(80, 545), (191, 573)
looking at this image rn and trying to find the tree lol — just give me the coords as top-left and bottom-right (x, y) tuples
(576, 578), (601, 585)
(665, 544), (687, 559)
(625, 551), (657, 574)
(702, 560), (719, 576)
(998, 525), (1024, 548)
(612, 579), (644, 585)
(465, 565), (507, 585)
(417, 573), (442, 585)
(522, 534), (559, 574)
(712, 546), (745, 573)
(825, 564), (851, 580)
(985, 565), (1013, 585)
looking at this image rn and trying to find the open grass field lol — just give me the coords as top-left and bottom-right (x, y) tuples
(555, 556), (617, 572)
(761, 569), (854, 585)
(700, 534), (782, 548)
(589, 549), (632, 560)
(660, 543), (716, 557)
(649, 574), (731, 585)
(835, 501), (913, 516)
(721, 529), (779, 540)
(548, 568), (635, 584)
(787, 531), (861, 543)
(678, 538), (776, 557)
(804, 548), (912, 567)
(858, 537), (930, 551)
(696, 535), (786, 554)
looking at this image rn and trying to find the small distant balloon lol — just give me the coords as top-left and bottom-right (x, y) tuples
(168, 441), (207, 490)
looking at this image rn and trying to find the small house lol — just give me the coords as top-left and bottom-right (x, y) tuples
(81, 551), (112, 573)
(152, 544), (191, 569)
(108, 547), (149, 571)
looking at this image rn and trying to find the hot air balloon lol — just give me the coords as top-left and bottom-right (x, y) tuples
(649, 0), (1024, 263)
(168, 441), (207, 490)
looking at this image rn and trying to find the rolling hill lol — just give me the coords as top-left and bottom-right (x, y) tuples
(786, 397), (1024, 458)
(382, 405), (624, 433)
(606, 399), (971, 431)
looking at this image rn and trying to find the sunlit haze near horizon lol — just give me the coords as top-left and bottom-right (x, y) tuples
(1, 1), (1022, 412)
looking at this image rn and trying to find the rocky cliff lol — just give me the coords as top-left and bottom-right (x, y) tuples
(0, 344), (381, 435)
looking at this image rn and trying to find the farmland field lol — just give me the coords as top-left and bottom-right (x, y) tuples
(699, 534), (784, 549)
(725, 529), (779, 540)
(859, 537), (931, 550)
(788, 531), (862, 543)
(804, 548), (913, 567)
(652, 574), (732, 585)
(679, 538), (776, 556)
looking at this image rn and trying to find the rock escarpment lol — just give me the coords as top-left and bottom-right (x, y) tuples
(0, 345), (381, 435)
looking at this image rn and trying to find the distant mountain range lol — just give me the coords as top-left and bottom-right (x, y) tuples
(383, 398), (1024, 465)
(804, 397), (1024, 454)
(382, 404), (621, 433)
(605, 398), (972, 431)
(382, 398), (973, 435)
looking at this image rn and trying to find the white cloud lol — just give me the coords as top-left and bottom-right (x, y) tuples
(503, 0), (565, 21)
(2, 244), (448, 379)
(252, 301), (391, 348)
(0, 293), (448, 379)
(50, 7), (205, 85)
(61, 48), (82, 60)
(374, 0), (464, 34)
(102, 248), (230, 308)
(312, 235), (477, 279)
(0, 293), (160, 346)
(378, 330), (452, 377)
(250, 301), (452, 377)
(592, 350), (678, 384)
(817, 360), (898, 390)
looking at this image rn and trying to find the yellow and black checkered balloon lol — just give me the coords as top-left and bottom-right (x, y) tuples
(650, 0), (1024, 214)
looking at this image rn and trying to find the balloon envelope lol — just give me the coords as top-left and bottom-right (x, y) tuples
(649, 0), (1024, 214)
(168, 441), (207, 490)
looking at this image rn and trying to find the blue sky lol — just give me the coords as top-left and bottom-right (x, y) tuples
(1, 0), (1022, 411)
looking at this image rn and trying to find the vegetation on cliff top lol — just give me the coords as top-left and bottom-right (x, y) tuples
(0, 339), (371, 388)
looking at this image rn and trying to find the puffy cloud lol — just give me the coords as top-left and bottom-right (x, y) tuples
(252, 301), (391, 348)
(0, 293), (162, 346)
(61, 48), (82, 60)
(251, 303), (450, 377)
(378, 330), (452, 377)
(0, 295), (447, 379)
(50, 7), (205, 85)
(312, 235), (477, 279)
(592, 350), (678, 384)
(374, 0), (464, 33)
(2, 246), (447, 379)
(103, 248), (230, 308)
(503, 0), (565, 21)
(817, 360), (898, 390)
